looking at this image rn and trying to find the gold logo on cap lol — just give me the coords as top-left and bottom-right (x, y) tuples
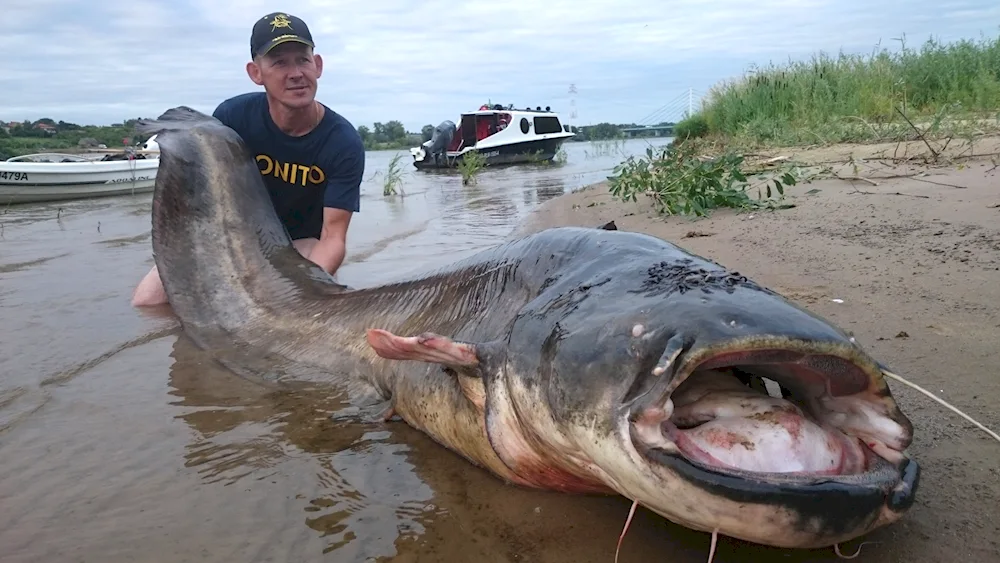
(269, 14), (293, 31)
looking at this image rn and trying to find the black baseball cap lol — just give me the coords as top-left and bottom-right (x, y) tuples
(250, 12), (315, 58)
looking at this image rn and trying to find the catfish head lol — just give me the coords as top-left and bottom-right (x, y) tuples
(365, 253), (919, 550)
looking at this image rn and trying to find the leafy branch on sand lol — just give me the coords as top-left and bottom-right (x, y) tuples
(608, 141), (801, 217)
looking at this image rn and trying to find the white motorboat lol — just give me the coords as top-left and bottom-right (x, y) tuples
(0, 151), (160, 205)
(411, 104), (575, 170)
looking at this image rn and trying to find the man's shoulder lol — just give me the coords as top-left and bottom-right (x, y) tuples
(213, 92), (266, 128)
(216, 92), (266, 113)
(317, 105), (364, 154)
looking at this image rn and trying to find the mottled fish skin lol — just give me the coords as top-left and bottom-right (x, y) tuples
(135, 107), (920, 550)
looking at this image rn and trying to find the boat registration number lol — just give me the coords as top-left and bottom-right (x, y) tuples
(108, 175), (152, 184)
(0, 171), (28, 181)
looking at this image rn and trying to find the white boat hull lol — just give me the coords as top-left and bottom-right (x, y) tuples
(0, 157), (160, 204)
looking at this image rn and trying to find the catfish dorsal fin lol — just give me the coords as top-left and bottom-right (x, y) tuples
(134, 106), (222, 137)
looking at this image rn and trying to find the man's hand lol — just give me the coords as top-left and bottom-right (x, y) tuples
(308, 207), (352, 275)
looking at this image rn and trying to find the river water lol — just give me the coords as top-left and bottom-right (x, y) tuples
(4, 137), (818, 563)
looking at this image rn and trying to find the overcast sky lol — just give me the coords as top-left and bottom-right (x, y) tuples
(4, 0), (998, 131)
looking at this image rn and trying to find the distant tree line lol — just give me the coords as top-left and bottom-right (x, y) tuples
(355, 120), (421, 151)
(0, 114), (677, 160)
(0, 117), (152, 160)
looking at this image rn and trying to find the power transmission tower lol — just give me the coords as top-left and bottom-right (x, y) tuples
(568, 83), (578, 127)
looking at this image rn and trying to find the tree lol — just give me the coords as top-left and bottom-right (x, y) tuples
(372, 122), (387, 142)
(357, 125), (371, 144)
(588, 122), (622, 140)
(383, 120), (406, 142)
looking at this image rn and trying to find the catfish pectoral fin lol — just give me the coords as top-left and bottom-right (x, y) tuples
(365, 328), (494, 411)
(365, 328), (482, 367)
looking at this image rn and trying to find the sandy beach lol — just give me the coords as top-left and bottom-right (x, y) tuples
(514, 137), (1000, 561)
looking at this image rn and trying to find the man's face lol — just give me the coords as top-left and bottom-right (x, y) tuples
(247, 42), (324, 109)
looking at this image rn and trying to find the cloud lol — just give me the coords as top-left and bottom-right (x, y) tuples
(3, 0), (998, 130)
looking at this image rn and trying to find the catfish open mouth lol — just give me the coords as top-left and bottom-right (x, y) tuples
(629, 347), (917, 496)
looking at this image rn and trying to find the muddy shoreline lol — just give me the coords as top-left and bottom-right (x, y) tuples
(514, 139), (1000, 561)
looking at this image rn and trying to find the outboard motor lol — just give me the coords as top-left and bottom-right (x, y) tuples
(425, 120), (456, 165)
(141, 134), (159, 153)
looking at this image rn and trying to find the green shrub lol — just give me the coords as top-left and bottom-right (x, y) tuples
(673, 113), (709, 140)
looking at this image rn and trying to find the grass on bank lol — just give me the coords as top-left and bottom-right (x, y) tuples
(608, 32), (1000, 219)
(681, 32), (1000, 147)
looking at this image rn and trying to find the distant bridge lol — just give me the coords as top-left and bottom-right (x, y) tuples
(573, 88), (705, 138)
(624, 88), (706, 137)
(620, 124), (675, 137)
(575, 123), (676, 137)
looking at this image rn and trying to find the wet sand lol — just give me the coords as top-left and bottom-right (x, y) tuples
(1, 136), (998, 563)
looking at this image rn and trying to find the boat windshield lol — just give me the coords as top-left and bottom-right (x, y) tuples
(6, 153), (92, 163)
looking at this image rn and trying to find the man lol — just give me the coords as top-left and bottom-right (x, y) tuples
(131, 11), (365, 307)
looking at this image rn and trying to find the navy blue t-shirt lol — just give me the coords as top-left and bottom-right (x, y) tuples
(212, 92), (365, 241)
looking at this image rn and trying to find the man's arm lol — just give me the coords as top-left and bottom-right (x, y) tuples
(309, 207), (352, 274)
(308, 135), (365, 275)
